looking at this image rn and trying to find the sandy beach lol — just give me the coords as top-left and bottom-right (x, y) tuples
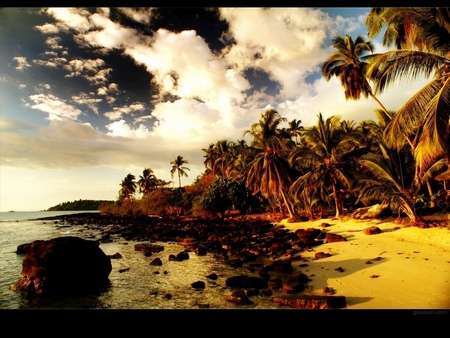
(272, 216), (450, 309)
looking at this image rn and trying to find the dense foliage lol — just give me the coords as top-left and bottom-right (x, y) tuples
(47, 199), (115, 211)
(99, 8), (449, 226)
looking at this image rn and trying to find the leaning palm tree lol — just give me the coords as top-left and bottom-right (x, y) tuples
(357, 142), (426, 227)
(170, 155), (190, 188)
(364, 7), (450, 187)
(321, 34), (392, 121)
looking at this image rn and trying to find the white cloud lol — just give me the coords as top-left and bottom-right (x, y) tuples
(25, 93), (83, 121)
(13, 57), (31, 71)
(117, 7), (155, 24)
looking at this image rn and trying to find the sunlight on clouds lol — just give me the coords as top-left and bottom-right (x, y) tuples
(106, 120), (149, 138)
(45, 8), (92, 33)
(13, 57), (31, 71)
(117, 7), (155, 24)
(25, 93), (83, 121)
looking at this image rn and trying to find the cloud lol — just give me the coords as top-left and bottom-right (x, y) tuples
(13, 57), (31, 71)
(24, 93), (83, 121)
(104, 102), (146, 121)
(117, 7), (155, 24)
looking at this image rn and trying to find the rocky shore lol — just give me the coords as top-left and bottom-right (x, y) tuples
(19, 212), (350, 308)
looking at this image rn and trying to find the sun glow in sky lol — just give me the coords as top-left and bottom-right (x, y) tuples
(0, 7), (430, 211)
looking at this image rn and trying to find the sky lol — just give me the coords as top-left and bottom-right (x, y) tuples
(0, 7), (431, 212)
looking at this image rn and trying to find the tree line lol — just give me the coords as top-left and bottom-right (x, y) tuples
(101, 8), (449, 226)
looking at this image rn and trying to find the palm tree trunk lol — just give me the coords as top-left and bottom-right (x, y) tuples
(280, 189), (295, 219)
(331, 181), (342, 218)
(369, 92), (392, 121)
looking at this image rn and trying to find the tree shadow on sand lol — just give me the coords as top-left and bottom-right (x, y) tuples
(296, 256), (387, 307)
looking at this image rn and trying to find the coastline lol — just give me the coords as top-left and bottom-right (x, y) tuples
(274, 217), (450, 309)
(10, 211), (450, 309)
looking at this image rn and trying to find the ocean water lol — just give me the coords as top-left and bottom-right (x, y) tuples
(0, 211), (291, 309)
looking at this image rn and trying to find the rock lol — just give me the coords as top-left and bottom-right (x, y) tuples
(108, 252), (123, 259)
(12, 236), (111, 296)
(246, 288), (259, 297)
(264, 259), (293, 273)
(268, 278), (283, 291)
(325, 233), (347, 243)
(335, 267), (344, 272)
(225, 258), (243, 268)
(323, 287), (336, 295)
(282, 280), (305, 294)
(191, 281), (206, 289)
(150, 258), (163, 266)
(315, 252), (332, 259)
(271, 294), (346, 309)
(225, 290), (254, 305)
(134, 243), (164, 256)
(260, 288), (273, 296)
(195, 246), (207, 256)
(225, 275), (268, 289)
(206, 273), (218, 280)
(363, 226), (382, 235)
(295, 228), (321, 242)
(176, 251), (190, 261)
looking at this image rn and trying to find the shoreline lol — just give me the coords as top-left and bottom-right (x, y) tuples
(18, 211), (450, 309)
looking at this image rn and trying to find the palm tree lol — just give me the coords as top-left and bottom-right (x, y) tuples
(137, 168), (159, 196)
(170, 155), (190, 188)
(357, 142), (425, 226)
(321, 34), (392, 121)
(119, 173), (137, 209)
(364, 7), (450, 191)
(244, 109), (297, 219)
(285, 119), (304, 145)
(289, 113), (360, 218)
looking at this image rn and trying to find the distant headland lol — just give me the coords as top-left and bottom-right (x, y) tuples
(47, 199), (114, 211)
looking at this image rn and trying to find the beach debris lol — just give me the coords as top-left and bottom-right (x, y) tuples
(335, 267), (344, 272)
(363, 226), (382, 235)
(369, 275), (380, 278)
(321, 222), (332, 228)
(299, 263), (309, 267)
(271, 294), (346, 309)
(323, 287), (336, 295)
(315, 252), (332, 259)
(366, 261), (373, 264)
(118, 268), (130, 273)
(325, 233), (347, 242)
(350, 203), (388, 220)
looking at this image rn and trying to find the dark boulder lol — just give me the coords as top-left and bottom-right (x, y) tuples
(363, 226), (382, 235)
(226, 275), (268, 289)
(12, 236), (111, 296)
(191, 281), (206, 289)
(325, 233), (347, 243)
(315, 252), (332, 259)
(150, 258), (163, 266)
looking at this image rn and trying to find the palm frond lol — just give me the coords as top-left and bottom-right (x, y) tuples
(365, 50), (448, 94)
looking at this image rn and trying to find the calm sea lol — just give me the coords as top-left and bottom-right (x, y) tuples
(0, 211), (289, 309)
